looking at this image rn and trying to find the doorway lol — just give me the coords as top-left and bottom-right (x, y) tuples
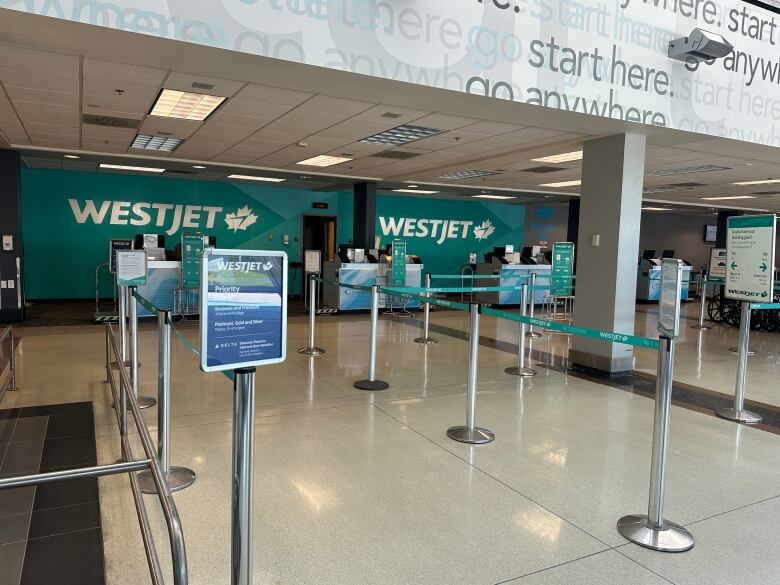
(300, 214), (337, 297)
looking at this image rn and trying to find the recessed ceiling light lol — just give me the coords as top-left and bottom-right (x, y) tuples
(296, 155), (352, 167)
(192, 165), (207, 169)
(643, 207), (673, 211)
(393, 189), (439, 194)
(472, 194), (515, 200)
(360, 124), (444, 147)
(700, 195), (757, 200)
(150, 89), (226, 121)
(732, 179), (780, 186)
(531, 150), (583, 164)
(99, 163), (165, 173)
(539, 180), (581, 188)
(63, 154), (79, 159)
(227, 174), (286, 183)
(647, 164), (731, 177)
(131, 133), (183, 152)
(438, 170), (501, 179)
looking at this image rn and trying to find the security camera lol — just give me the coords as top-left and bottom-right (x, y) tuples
(668, 28), (733, 62)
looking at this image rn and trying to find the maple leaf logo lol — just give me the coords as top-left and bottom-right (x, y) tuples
(225, 206), (258, 232)
(473, 219), (495, 241)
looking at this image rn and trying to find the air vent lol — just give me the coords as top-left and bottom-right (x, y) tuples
(522, 165), (564, 174)
(437, 170), (500, 179)
(82, 114), (141, 129)
(192, 82), (215, 90)
(647, 164), (731, 177)
(360, 124), (444, 146)
(371, 151), (422, 160)
(165, 169), (196, 176)
(669, 182), (705, 187)
(381, 112), (403, 118)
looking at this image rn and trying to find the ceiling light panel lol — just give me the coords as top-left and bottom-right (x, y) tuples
(227, 174), (286, 183)
(647, 164), (731, 177)
(360, 124), (444, 146)
(472, 194), (515, 200)
(296, 155), (352, 167)
(700, 195), (757, 200)
(438, 170), (500, 179)
(99, 164), (165, 173)
(531, 150), (583, 163)
(131, 134), (183, 152)
(732, 179), (780, 186)
(150, 89), (226, 121)
(643, 207), (672, 211)
(539, 180), (581, 188)
(393, 189), (439, 194)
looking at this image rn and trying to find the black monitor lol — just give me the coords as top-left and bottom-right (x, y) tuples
(662, 249), (675, 258)
(134, 234), (165, 249)
(492, 246), (506, 258)
(337, 244), (351, 263)
(642, 249), (656, 261)
(521, 246), (534, 258)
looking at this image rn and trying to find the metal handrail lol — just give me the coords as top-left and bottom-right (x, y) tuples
(104, 323), (188, 585)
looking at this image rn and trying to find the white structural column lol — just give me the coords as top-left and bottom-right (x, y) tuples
(570, 133), (646, 374)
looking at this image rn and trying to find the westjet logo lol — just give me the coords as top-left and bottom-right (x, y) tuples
(379, 216), (495, 245)
(68, 199), (258, 236)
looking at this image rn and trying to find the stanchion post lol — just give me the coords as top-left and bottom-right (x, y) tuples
(716, 302), (762, 424)
(111, 286), (131, 369)
(232, 367), (256, 585)
(298, 274), (325, 356)
(354, 285), (389, 391)
(7, 329), (18, 391)
(506, 284), (537, 377)
(526, 273), (542, 338)
(138, 310), (196, 494)
(617, 335), (694, 552)
(415, 273), (438, 344)
(692, 276), (711, 330)
(447, 304), (494, 444)
(129, 289), (156, 410)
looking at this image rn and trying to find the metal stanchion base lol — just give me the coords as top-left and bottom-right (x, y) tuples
(729, 347), (757, 355)
(414, 337), (438, 344)
(110, 360), (132, 369)
(394, 311), (414, 319)
(691, 324), (712, 330)
(297, 346), (326, 356)
(505, 366), (537, 377)
(617, 515), (694, 552)
(354, 379), (389, 391)
(138, 466), (196, 494)
(446, 426), (494, 444)
(115, 396), (157, 409)
(714, 407), (762, 424)
(526, 331), (542, 339)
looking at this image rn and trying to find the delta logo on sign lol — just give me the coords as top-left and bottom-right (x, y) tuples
(68, 199), (259, 236)
(379, 216), (496, 245)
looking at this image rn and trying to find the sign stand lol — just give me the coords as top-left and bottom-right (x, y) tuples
(231, 367), (256, 585)
(617, 259), (694, 552)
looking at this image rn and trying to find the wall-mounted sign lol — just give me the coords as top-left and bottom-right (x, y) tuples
(116, 250), (148, 286)
(726, 215), (776, 302)
(109, 238), (133, 274)
(304, 249), (321, 274)
(708, 248), (727, 279)
(312, 202), (328, 209)
(551, 242), (575, 297)
(200, 249), (287, 372)
(181, 233), (204, 289)
(658, 259), (683, 339)
(704, 225), (718, 243)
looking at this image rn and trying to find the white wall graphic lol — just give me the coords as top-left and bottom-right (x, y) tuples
(3, 0), (779, 147)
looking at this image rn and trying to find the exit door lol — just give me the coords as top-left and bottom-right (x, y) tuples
(301, 214), (337, 297)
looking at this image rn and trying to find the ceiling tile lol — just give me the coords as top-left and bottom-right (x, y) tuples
(0, 47), (78, 76)
(0, 68), (79, 93)
(14, 102), (78, 126)
(217, 99), (290, 119)
(4, 86), (78, 108)
(163, 72), (244, 97)
(353, 105), (431, 123)
(138, 117), (202, 139)
(83, 95), (150, 116)
(83, 58), (167, 86)
(299, 95), (373, 116)
(233, 84), (312, 107)
(190, 123), (257, 143)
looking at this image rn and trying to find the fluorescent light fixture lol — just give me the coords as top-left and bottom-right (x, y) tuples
(131, 133), (183, 152)
(360, 124), (444, 146)
(643, 207), (672, 211)
(700, 195), (757, 200)
(99, 163), (165, 173)
(296, 155), (352, 167)
(227, 174), (285, 183)
(472, 194), (515, 200)
(393, 189), (439, 194)
(643, 187), (681, 194)
(732, 179), (780, 186)
(647, 164), (731, 177)
(539, 180), (581, 188)
(192, 165), (207, 169)
(150, 89), (226, 121)
(531, 150), (583, 164)
(63, 154), (79, 159)
(438, 170), (501, 179)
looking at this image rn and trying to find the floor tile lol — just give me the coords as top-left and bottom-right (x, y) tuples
(20, 528), (105, 585)
(0, 541), (26, 585)
(45, 411), (94, 439)
(0, 513), (30, 545)
(33, 478), (99, 512)
(0, 487), (36, 518)
(0, 441), (44, 478)
(28, 501), (101, 540)
(0, 419), (16, 443)
(11, 416), (48, 443)
(39, 436), (97, 472)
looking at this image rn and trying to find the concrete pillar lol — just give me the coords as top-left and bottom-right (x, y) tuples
(569, 134), (646, 375)
(0, 150), (23, 323)
(567, 200), (580, 272)
(353, 182), (377, 249)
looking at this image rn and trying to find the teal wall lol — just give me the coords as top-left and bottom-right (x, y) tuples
(21, 170), (547, 300)
(21, 169), (352, 299)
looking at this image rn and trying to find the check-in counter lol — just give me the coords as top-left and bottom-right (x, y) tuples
(474, 264), (551, 306)
(137, 261), (180, 316)
(637, 259), (692, 301)
(322, 262), (423, 311)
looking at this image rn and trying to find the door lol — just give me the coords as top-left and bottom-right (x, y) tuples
(301, 214), (337, 297)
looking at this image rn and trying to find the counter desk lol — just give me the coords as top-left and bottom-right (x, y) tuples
(322, 262), (423, 311)
(474, 264), (552, 306)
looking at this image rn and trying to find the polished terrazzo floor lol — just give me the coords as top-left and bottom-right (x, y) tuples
(3, 301), (780, 584)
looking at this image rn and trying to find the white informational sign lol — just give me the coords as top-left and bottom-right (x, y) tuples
(200, 249), (288, 372)
(658, 259), (683, 339)
(708, 248), (727, 279)
(304, 250), (321, 274)
(726, 215), (776, 302)
(116, 250), (148, 286)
